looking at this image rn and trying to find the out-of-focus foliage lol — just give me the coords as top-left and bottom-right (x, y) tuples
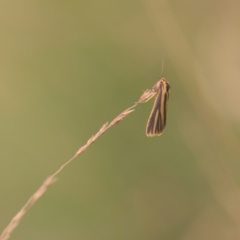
(0, 1), (240, 239)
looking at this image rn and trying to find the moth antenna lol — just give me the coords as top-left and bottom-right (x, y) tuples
(161, 53), (164, 78)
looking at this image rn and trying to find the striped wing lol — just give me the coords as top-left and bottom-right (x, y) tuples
(146, 79), (170, 136)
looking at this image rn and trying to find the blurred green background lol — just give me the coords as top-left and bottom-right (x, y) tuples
(1, 0), (240, 239)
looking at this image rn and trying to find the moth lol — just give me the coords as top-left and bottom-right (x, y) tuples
(139, 78), (170, 136)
